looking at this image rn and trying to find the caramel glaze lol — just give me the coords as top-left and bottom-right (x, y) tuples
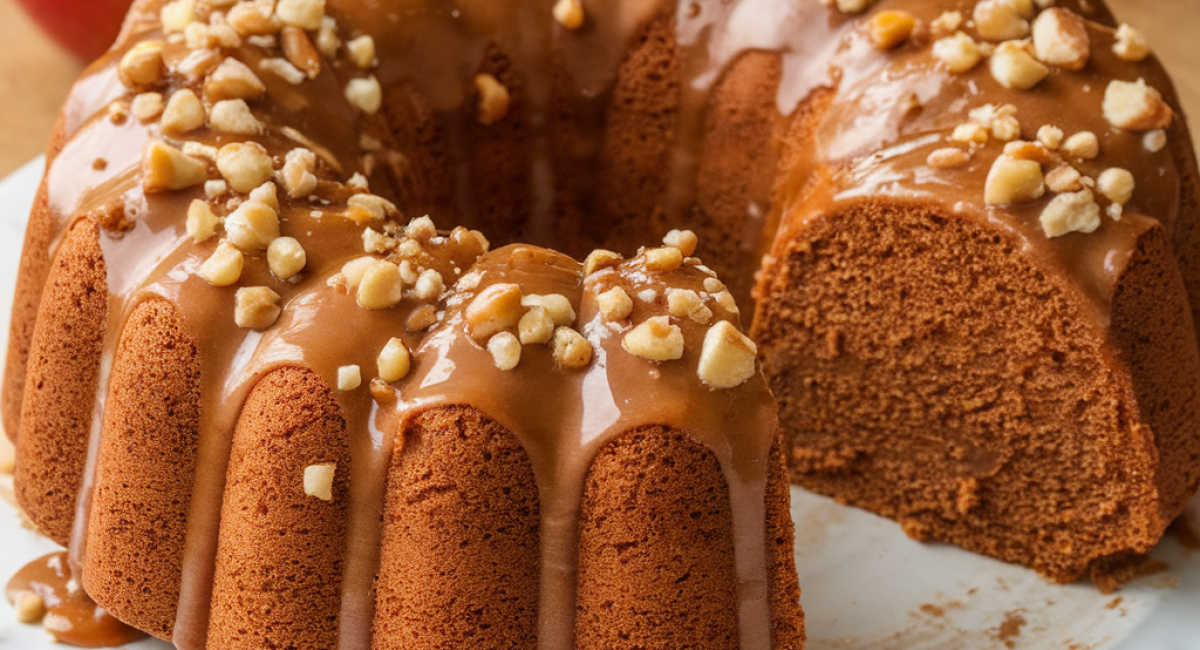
(6, 553), (146, 648)
(13, 0), (1194, 648)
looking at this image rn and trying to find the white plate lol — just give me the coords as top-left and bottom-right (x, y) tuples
(0, 158), (1197, 650)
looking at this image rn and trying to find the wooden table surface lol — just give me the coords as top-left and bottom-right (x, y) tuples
(0, 0), (1198, 177)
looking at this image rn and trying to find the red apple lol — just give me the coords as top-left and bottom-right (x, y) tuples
(15, 0), (134, 61)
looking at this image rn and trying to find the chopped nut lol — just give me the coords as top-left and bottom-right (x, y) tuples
(337, 364), (362, 391)
(183, 142), (218, 163)
(1144, 129), (1167, 153)
(1097, 168), (1135, 205)
(186, 200), (220, 243)
(316, 16), (341, 56)
(597, 286), (634, 321)
(161, 89), (207, 134)
(930, 11), (963, 38)
(518, 306), (555, 344)
(275, 0), (326, 30)
(205, 58), (266, 101)
(697, 320), (758, 389)
(205, 179), (229, 199)
(583, 249), (623, 275)
(347, 35), (377, 69)
(488, 332), (522, 370)
(933, 32), (984, 73)
(405, 215), (437, 241)
(225, 200), (280, 250)
(521, 294), (576, 327)
(185, 22), (215, 50)
(282, 26), (322, 78)
(235, 286), (282, 329)
(378, 338), (412, 382)
(412, 269), (444, 300)
(177, 47), (222, 82)
(927, 147), (971, 169)
(217, 142), (275, 193)
(990, 41), (1049, 90)
(1103, 79), (1173, 131)
(474, 74), (511, 125)
(208, 12), (242, 47)
(1045, 165), (1084, 193)
(303, 463), (336, 500)
(340, 256), (376, 290)
(1114, 24), (1151, 62)
(358, 261), (404, 309)
(280, 148), (319, 198)
(952, 122), (990, 144)
(362, 228), (395, 253)
(466, 283), (523, 341)
(345, 76), (383, 114)
(161, 0), (196, 32)
(1036, 125), (1064, 150)
(713, 290), (739, 314)
(667, 289), (713, 324)
(15, 592), (47, 624)
(553, 327), (593, 369)
(1062, 131), (1100, 159)
(210, 99), (263, 134)
(131, 92), (164, 122)
(268, 236), (307, 279)
(1040, 189), (1101, 237)
(259, 57), (307, 85)
(985, 154), (1045, 205)
(1031, 8), (1089, 70)
(1002, 140), (1054, 165)
(199, 242), (244, 286)
(250, 181), (280, 211)
(143, 141), (208, 192)
(227, 0), (275, 33)
(869, 10), (916, 50)
(623, 316), (684, 362)
(662, 229), (698, 257)
(974, 0), (1029, 41)
(553, 0), (585, 29)
(407, 304), (438, 332)
(118, 40), (165, 90)
(643, 247), (684, 273)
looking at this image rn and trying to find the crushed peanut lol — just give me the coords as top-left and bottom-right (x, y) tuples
(161, 0), (197, 32)
(205, 58), (266, 101)
(985, 154), (1045, 205)
(260, 57), (307, 85)
(303, 463), (336, 501)
(1061, 131), (1100, 159)
(143, 141), (208, 192)
(488, 332), (522, 370)
(275, 0), (326, 30)
(345, 76), (383, 114)
(1103, 79), (1173, 131)
(210, 99), (263, 134)
(869, 10), (916, 50)
(407, 304), (438, 332)
(622, 316), (684, 362)
(281, 148), (319, 197)
(217, 142), (275, 193)
(521, 294), (576, 327)
(466, 283), (523, 341)
(118, 40), (166, 90)
(413, 269), (445, 300)
(990, 41), (1048, 90)
(347, 35), (377, 69)
(225, 200), (280, 250)
(131, 92), (164, 122)
(932, 32), (983, 73)
(662, 229), (698, 257)
(1044, 165), (1084, 193)
(317, 16), (341, 56)
(268, 237), (307, 279)
(474, 74), (511, 125)
(597, 286), (634, 321)
(337, 364), (362, 391)
(667, 288), (713, 325)
(378, 338), (412, 382)
(930, 11), (963, 38)
(552, 327), (593, 369)
(161, 89), (207, 134)
(1144, 129), (1167, 153)
(357, 261), (404, 309)
(1097, 168), (1135, 205)
(974, 0), (1030, 41)
(186, 200), (220, 243)
(1113, 23), (1151, 62)
(340, 256), (376, 290)
(1036, 125), (1064, 150)
(235, 286), (283, 329)
(643, 247), (684, 273)
(583, 249), (623, 275)
(519, 306), (555, 345)
(282, 26), (322, 78)
(1040, 189), (1101, 238)
(697, 321), (758, 389)
(927, 147), (971, 169)
(228, 0), (279, 37)
(1031, 8), (1089, 70)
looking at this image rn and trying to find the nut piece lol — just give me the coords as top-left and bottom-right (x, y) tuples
(357, 261), (404, 309)
(186, 200), (220, 243)
(990, 41), (1049, 90)
(235, 286), (283, 329)
(974, 0), (1030, 41)
(1062, 131), (1100, 159)
(1044, 165), (1084, 193)
(1036, 125), (1064, 150)
(466, 283), (524, 342)
(377, 338), (412, 382)
(667, 288), (713, 325)
(405, 216), (437, 241)
(281, 148), (319, 198)
(228, 0), (280, 36)
(224, 200), (280, 249)
(1032, 8), (1090, 71)
(131, 92), (164, 122)
(927, 147), (971, 169)
(518, 306), (555, 345)
(1114, 24), (1151, 62)
(337, 364), (362, 391)
(340, 256), (376, 290)
(1103, 79), (1173, 131)
(474, 74), (511, 125)
(930, 11), (963, 38)
(260, 57), (307, 85)
(217, 142), (275, 193)
(407, 304), (438, 332)
(161, 0), (196, 32)
(1040, 189), (1101, 238)
(268, 236), (307, 279)
(412, 269), (445, 300)
(553, 0), (585, 29)
(15, 592), (47, 624)
(143, 141), (208, 192)
(303, 463), (336, 501)
(275, 0), (326, 30)
(118, 40), (166, 90)
(662, 229), (698, 257)
(161, 89), (207, 134)
(869, 10), (916, 50)
(597, 286), (634, 321)
(932, 32), (983, 73)
(249, 182), (280, 212)
(210, 99), (264, 134)
(282, 26), (322, 78)
(316, 15), (340, 56)
(1144, 129), (1168, 153)
(1097, 168), (1135, 205)
(198, 242), (245, 286)
(643, 247), (684, 273)
(345, 76), (383, 114)
(622, 316), (684, 362)
(713, 290), (739, 315)
(697, 320), (758, 389)
(522, 294), (576, 327)
(347, 35), (377, 69)
(205, 58), (266, 101)
(552, 327), (593, 369)
(488, 332), (522, 371)
(985, 154), (1045, 205)
(583, 249), (622, 275)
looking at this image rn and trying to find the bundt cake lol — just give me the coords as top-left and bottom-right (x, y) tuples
(5, 0), (1200, 646)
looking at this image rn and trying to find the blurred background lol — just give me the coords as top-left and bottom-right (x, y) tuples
(0, 0), (1198, 177)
